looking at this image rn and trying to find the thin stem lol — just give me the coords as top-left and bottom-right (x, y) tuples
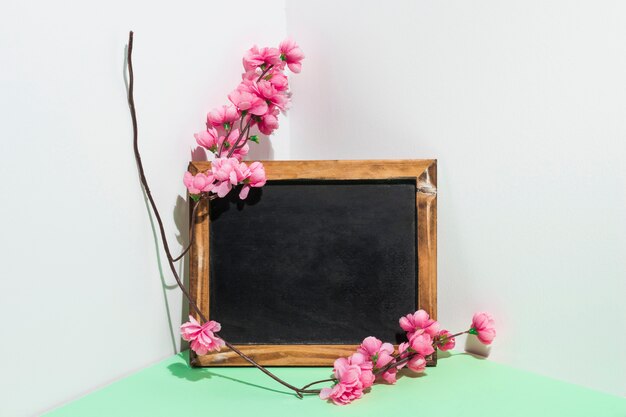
(300, 378), (335, 391)
(257, 64), (274, 82)
(127, 31), (206, 322)
(446, 330), (469, 339)
(126, 31), (310, 398)
(226, 119), (252, 158)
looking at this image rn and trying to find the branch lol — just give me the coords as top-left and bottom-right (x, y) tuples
(126, 31), (313, 398)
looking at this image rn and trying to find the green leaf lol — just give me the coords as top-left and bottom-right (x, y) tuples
(190, 194), (201, 202)
(249, 135), (259, 144)
(468, 328), (478, 335)
(280, 53), (286, 61)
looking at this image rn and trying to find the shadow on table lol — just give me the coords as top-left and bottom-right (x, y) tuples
(167, 349), (488, 398)
(167, 360), (295, 396)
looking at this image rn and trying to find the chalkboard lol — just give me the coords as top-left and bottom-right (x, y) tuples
(188, 160), (437, 367)
(209, 180), (417, 344)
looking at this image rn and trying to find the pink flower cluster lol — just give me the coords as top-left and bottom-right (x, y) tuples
(183, 158), (266, 200)
(185, 39), (303, 200)
(180, 316), (225, 355)
(320, 310), (496, 405)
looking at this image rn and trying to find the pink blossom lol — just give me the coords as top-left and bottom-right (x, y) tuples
(180, 315), (225, 355)
(211, 157), (250, 198)
(471, 312), (496, 345)
(267, 69), (289, 91)
(396, 342), (410, 370)
(240, 80), (288, 111)
(435, 330), (456, 351)
(345, 352), (375, 389)
(357, 336), (396, 383)
(409, 333), (435, 357)
(406, 354), (427, 373)
(183, 171), (215, 195)
(239, 161), (266, 200)
(207, 105), (239, 128)
(242, 69), (261, 82)
(228, 87), (268, 116)
(194, 127), (220, 151)
(258, 106), (280, 135)
(397, 342), (427, 373)
(357, 336), (394, 363)
(381, 368), (398, 384)
(279, 38), (305, 73)
(319, 382), (363, 406)
(243, 45), (282, 71)
(256, 80), (288, 110)
(320, 354), (372, 405)
(399, 309), (440, 339)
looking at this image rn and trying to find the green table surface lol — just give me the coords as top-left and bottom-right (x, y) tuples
(46, 351), (625, 417)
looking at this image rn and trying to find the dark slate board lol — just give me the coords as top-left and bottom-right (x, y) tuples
(209, 179), (417, 344)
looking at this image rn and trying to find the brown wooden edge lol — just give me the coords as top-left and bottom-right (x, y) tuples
(187, 160), (437, 367)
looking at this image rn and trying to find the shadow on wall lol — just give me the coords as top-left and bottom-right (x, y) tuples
(124, 44), (180, 354)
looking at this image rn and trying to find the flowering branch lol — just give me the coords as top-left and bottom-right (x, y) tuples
(313, 312), (496, 405)
(126, 31), (314, 398)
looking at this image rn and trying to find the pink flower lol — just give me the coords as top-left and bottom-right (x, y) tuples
(267, 69), (289, 91)
(399, 309), (440, 339)
(409, 333), (435, 357)
(180, 315), (225, 355)
(279, 38), (304, 73)
(381, 368), (398, 384)
(470, 312), (496, 345)
(258, 106), (280, 135)
(183, 171), (215, 195)
(207, 105), (239, 128)
(228, 87), (268, 116)
(357, 336), (394, 363)
(211, 157), (250, 198)
(406, 355), (426, 373)
(396, 342), (410, 369)
(319, 381), (363, 406)
(239, 161), (266, 200)
(255, 80), (288, 110)
(320, 353), (372, 405)
(435, 330), (456, 351)
(194, 127), (219, 151)
(397, 342), (427, 373)
(240, 80), (288, 111)
(345, 352), (375, 389)
(243, 45), (282, 71)
(356, 336), (396, 383)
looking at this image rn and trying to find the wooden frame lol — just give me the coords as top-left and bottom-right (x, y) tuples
(187, 160), (437, 367)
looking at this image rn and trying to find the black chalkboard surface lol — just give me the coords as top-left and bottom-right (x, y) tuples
(209, 180), (417, 345)
(188, 160), (437, 367)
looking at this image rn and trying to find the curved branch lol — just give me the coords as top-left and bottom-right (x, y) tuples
(126, 30), (314, 398)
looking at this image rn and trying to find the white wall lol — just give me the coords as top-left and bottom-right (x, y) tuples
(2, 2), (625, 416)
(0, 1), (289, 416)
(285, 0), (626, 397)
